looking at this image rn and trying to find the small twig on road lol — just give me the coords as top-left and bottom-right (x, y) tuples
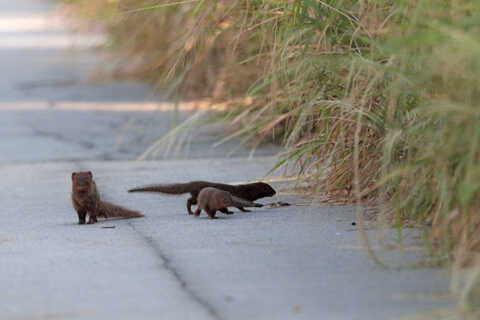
(266, 201), (291, 208)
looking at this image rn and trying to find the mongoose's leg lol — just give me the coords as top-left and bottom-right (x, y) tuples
(87, 212), (97, 224)
(193, 208), (201, 217)
(237, 207), (251, 212)
(92, 205), (100, 222)
(207, 209), (217, 219)
(187, 197), (197, 215)
(77, 210), (87, 225)
(219, 208), (234, 215)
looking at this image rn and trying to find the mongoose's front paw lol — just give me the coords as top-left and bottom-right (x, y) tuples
(78, 220), (86, 225)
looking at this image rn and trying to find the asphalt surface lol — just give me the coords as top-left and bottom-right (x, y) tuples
(0, 1), (451, 319)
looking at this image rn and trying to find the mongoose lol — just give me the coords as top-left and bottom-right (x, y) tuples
(72, 171), (144, 225)
(128, 181), (276, 215)
(193, 187), (263, 219)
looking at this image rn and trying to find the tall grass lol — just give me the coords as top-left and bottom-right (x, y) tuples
(64, 0), (480, 312)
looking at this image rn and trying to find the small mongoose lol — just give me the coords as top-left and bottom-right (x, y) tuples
(72, 171), (144, 224)
(194, 187), (263, 219)
(128, 181), (275, 215)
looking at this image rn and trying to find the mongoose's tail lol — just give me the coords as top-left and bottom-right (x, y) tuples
(128, 182), (206, 194)
(98, 200), (144, 219)
(231, 196), (263, 208)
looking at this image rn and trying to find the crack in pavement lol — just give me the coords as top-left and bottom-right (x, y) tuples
(128, 222), (223, 320)
(32, 127), (95, 150)
(15, 79), (79, 91)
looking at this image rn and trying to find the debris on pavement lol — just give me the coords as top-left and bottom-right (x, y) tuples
(267, 201), (291, 208)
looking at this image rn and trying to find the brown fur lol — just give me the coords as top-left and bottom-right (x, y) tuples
(193, 187), (263, 219)
(128, 181), (275, 215)
(72, 171), (144, 224)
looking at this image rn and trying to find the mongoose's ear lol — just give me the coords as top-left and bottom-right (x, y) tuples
(87, 171), (93, 178)
(71, 172), (76, 180)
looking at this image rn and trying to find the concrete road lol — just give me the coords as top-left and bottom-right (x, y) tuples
(0, 0), (451, 319)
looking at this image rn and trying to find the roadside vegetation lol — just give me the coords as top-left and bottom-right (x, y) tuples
(62, 0), (480, 315)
